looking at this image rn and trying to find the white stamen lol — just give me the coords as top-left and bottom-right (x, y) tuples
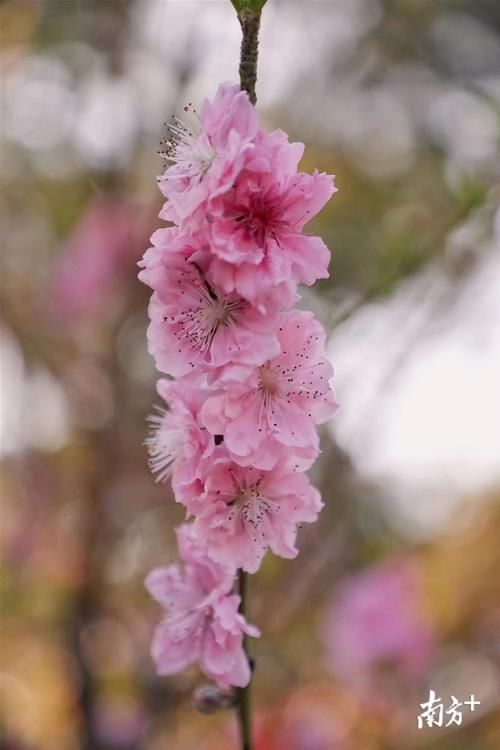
(159, 105), (216, 180)
(145, 406), (183, 483)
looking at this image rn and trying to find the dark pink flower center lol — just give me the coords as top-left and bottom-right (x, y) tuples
(233, 197), (281, 245)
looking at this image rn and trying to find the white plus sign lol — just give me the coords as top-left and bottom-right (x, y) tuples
(464, 695), (480, 712)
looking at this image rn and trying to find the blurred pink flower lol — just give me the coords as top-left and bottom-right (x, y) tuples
(94, 697), (145, 747)
(252, 682), (353, 750)
(192, 460), (323, 574)
(323, 557), (435, 681)
(145, 524), (259, 689)
(256, 718), (348, 750)
(50, 196), (146, 321)
(201, 310), (338, 467)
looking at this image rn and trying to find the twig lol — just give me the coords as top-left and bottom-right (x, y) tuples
(234, 5), (262, 747)
(236, 569), (252, 750)
(238, 10), (261, 105)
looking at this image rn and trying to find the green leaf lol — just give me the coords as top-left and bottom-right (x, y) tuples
(230, 0), (268, 14)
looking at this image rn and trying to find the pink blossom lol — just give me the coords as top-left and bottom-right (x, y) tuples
(205, 128), (336, 302)
(192, 461), (323, 574)
(146, 379), (217, 505)
(50, 196), (146, 321)
(159, 83), (258, 228)
(201, 310), (338, 467)
(142, 79), (339, 687)
(255, 686), (352, 750)
(145, 524), (259, 688)
(323, 557), (436, 681)
(139, 231), (281, 377)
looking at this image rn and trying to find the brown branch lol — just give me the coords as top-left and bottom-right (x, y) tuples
(236, 569), (252, 750)
(234, 4), (263, 747)
(238, 9), (261, 105)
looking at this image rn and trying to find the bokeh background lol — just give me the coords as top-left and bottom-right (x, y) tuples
(1, 1), (500, 748)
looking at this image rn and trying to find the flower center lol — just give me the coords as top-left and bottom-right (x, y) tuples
(203, 297), (238, 327)
(227, 482), (273, 527)
(258, 364), (280, 396)
(184, 294), (242, 353)
(167, 265), (245, 357)
(233, 199), (278, 246)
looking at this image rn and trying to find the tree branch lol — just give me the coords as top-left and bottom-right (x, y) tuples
(238, 9), (261, 105)
(236, 569), (252, 750)
(233, 2), (265, 746)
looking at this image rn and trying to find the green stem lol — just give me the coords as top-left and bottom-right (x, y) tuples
(236, 569), (252, 750)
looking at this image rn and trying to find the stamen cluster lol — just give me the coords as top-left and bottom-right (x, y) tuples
(140, 83), (337, 688)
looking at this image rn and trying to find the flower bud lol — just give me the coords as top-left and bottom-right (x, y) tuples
(193, 684), (238, 715)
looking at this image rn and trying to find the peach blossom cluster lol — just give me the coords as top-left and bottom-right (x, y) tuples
(140, 84), (337, 687)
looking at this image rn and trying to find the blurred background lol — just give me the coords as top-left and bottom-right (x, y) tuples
(1, 1), (500, 748)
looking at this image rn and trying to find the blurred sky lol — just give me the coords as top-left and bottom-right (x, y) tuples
(328, 206), (500, 538)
